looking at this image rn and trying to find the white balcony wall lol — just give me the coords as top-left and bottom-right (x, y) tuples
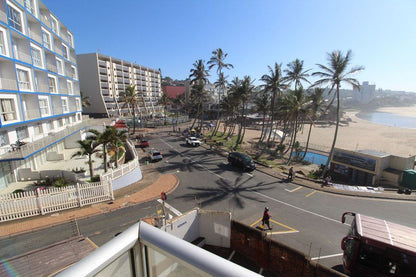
(21, 94), (41, 120)
(0, 60), (18, 90)
(34, 70), (49, 92)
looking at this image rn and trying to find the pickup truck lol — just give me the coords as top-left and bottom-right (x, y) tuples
(185, 136), (201, 146)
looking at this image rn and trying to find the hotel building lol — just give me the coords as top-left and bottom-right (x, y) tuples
(0, 0), (84, 190)
(77, 53), (162, 118)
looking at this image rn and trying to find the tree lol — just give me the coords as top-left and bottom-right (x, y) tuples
(80, 92), (91, 108)
(260, 63), (288, 144)
(253, 89), (271, 143)
(119, 85), (139, 134)
(108, 128), (128, 168)
(189, 60), (210, 131)
(312, 50), (364, 177)
(71, 139), (100, 180)
(158, 91), (170, 125)
(284, 59), (310, 90)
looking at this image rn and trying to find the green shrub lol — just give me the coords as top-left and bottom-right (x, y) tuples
(13, 189), (25, 194)
(53, 177), (68, 187)
(90, 175), (100, 182)
(72, 167), (86, 173)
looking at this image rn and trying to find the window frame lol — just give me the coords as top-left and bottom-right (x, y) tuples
(33, 122), (43, 136)
(47, 74), (57, 93)
(41, 27), (52, 50)
(16, 65), (33, 91)
(7, 2), (25, 34)
(70, 65), (77, 79)
(75, 98), (81, 111)
(30, 43), (44, 68)
(61, 96), (69, 113)
(38, 95), (51, 117)
(0, 26), (10, 57)
(67, 80), (73, 95)
(67, 31), (73, 48)
(56, 57), (64, 75)
(0, 94), (19, 123)
(61, 43), (68, 59)
(24, 0), (37, 17)
(50, 14), (59, 35)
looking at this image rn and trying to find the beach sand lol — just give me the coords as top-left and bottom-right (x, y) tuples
(243, 105), (416, 157)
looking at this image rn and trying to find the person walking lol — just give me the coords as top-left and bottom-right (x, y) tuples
(288, 167), (294, 181)
(262, 207), (272, 230)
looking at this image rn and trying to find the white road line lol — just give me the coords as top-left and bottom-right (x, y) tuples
(311, 253), (343, 261)
(159, 138), (342, 224)
(252, 191), (341, 224)
(157, 199), (182, 216)
(284, 189), (292, 192)
(228, 250), (235, 261)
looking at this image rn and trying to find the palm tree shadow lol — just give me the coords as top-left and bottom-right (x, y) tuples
(176, 175), (276, 209)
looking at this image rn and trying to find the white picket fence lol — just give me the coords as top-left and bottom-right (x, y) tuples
(0, 180), (113, 222)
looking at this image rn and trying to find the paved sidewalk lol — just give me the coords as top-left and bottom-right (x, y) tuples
(0, 174), (179, 237)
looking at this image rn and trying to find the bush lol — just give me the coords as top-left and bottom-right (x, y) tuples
(53, 177), (68, 187)
(90, 175), (100, 182)
(13, 189), (25, 194)
(308, 164), (325, 179)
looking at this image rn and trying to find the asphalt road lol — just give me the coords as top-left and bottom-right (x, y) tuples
(1, 131), (416, 273)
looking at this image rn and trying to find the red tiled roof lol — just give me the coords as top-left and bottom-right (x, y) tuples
(163, 86), (185, 98)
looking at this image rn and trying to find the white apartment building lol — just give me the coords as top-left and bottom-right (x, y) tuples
(352, 81), (376, 103)
(77, 53), (162, 118)
(0, 0), (84, 190)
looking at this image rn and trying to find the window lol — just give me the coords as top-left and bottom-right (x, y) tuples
(0, 98), (17, 122)
(56, 58), (63, 75)
(16, 126), (28, 140)
(67, 32), (73, 47)
(24, 0), (36, 16)
(0, 132), (9, 147)
(50, 15), (59, 35)
(76, 113), (81, 121)
(16, 66), (32, 91)
(39, 96), (50, 116)
(46, 120), (53, 131)
(31, 44), (43, 68)
(75, 98), (81, 110)
(57, 117), (65, 127)
(7, 3), (24, 33)
(34, 123), (42, 136)
(48, 75), (57, 93)
(70, 66), (77, 79)
(67, 80), (73, 95)
(0, 27), (9, 56)
(61, 97), (68, 113)
(42, 28), (51, 49)
(62, 44), (68, 59)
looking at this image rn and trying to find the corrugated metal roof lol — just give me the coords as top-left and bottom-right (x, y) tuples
(356, 214), (416, 254)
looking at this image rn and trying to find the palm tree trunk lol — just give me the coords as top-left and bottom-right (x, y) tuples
(322, 87), (340, 178)
(88, 156), (94, 179)
(287, 118), (299, 164)
(103, 144), (108, 172)
(115, 148), (120, 168)
(302, 122), (313, 160)
(132, 107), (136, 134)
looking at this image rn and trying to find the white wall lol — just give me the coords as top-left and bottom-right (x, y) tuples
(165, 209), (200, 243)
(199, 210), (231, 248)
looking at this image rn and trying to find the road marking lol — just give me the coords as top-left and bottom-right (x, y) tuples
(228, 250), (235, 261)
(311, 253), (343, 261)
(250, 218), (299, 235)
(305, 191), (317, 198)
(289, 186), (302, 193)
(157, 199), (182, 216)
(252, 191), (341, 224)
(247, 173), (253, 177)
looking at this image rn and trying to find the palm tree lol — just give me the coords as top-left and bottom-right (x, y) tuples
(253, 89), (271, 143)
(108, 128), (128, 168)
(71, 139), (100, 180)
(284, 59), (310, 90)
(189, 60), (210, 131)
(260, 63), (288, 144)
(302, 88), (326, 160)
(80, 92), (91, 108)
(119, 85), (139, 134)
(312, 50), (364, 177)
(158, 91), (170, 125)
(212, 72), (229, 135)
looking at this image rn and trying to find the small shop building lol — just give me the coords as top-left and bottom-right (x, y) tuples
(330, 148), (415, 187)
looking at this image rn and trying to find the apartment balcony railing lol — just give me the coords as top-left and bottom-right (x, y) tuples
(103, 96), (113, 102)
(99, 68), (107, 74)
(70, 56), (76, 64)
(98, 60), (106, 67)
(0, 120), (92, 160)
(24, 108), (41, 120)
(47, 63), (57, 73)
(37, 83), (49, 93)
(0, 78), (18, 90)
(29, 31), (42, 44)
(16, 51), (32, 64)
(101, 89), (109, 95)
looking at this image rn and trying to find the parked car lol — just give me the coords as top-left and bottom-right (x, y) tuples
(185, 136), (201, 146)
(140, 140), (149, 148)
(228, 152), (256, 171)
(148, 149), (163, 162)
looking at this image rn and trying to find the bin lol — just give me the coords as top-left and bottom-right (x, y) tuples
(401, 169), (416, 189)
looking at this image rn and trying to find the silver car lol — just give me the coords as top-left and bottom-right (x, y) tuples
(148, 149), (163, 162)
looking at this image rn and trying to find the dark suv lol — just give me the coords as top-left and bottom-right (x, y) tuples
(228, 152), (256, 171)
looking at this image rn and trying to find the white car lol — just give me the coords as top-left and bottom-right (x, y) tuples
(148, 149), (163, 162)
(185, 136), (201, 146)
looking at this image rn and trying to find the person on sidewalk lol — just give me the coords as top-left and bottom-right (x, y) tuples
(262, 207), (272, 230)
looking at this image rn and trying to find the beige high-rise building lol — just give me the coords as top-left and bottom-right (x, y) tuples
(77, 53), (162, 118)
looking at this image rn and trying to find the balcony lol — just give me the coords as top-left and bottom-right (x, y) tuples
(99, 68), (107, 74)
(103, 96), (113, 102)
(0, 120), (91, 161)
(101, 89), (109, 95)
(47, 63), (57, 73)
(0, 78), (18, 90)
(98, 60), (106, 67)
(24, 108), (41, 120)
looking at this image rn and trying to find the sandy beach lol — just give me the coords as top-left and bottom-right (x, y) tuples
(245, 105), (416, 157)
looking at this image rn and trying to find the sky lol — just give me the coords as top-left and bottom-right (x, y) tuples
(42, 0), (416, 92)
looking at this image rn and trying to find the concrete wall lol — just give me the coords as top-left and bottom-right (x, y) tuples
(390, 155), (415, 170)
(46, 151), (64, 161)
(199, 210), (231, 248)
(64, 130), (83, 149)
(111, 165), (142, 190)
(165, 209), (200, 243)
(231, 221), (346, 277)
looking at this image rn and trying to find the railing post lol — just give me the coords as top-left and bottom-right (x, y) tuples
(36, 188), (45, 215)
(76, 182), (83, 207)
(108, 180), (114, 200)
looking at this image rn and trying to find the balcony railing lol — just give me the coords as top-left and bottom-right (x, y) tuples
(47, 63), (57, 72)
(29, 31), (42, 43)
(24, 108), (41, 120)
(0, 78), (18, 90)
(0, 120), (92, 160)
(16, 51), (32, 64)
